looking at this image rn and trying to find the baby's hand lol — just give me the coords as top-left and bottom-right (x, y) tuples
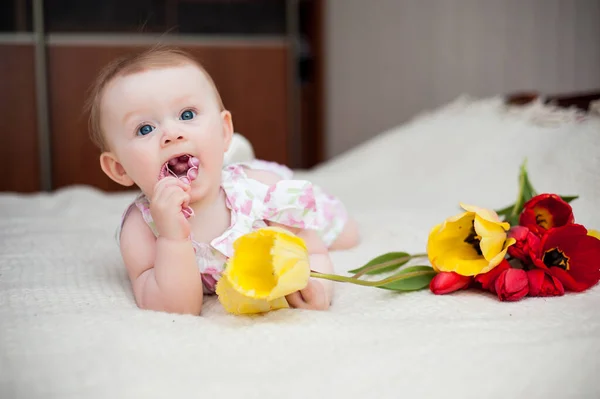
(150, 177), (192, 240)
(285, 279), (330, 311)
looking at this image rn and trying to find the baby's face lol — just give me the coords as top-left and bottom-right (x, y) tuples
(100, 63), (232, 200)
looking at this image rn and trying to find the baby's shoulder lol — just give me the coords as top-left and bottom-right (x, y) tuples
(221, 161), (305, 198)
(243, 167), (283, 186)
(116, 193), (158, 246)
(117, 202), (157, 254)
(223, 160), (293, 183)
(120, 204), (150, 237)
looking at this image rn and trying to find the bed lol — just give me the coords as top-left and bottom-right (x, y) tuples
(1, 96), (599, 398)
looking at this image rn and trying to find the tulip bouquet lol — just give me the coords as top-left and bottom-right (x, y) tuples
(426, 161), (600, 301)
(216, 161), (600, 315)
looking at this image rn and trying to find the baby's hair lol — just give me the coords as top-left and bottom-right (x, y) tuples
(84, 45), (225, 152)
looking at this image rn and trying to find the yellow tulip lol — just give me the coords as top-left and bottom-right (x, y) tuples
(426, 203), (516, 276)
(216, 227), (311, 315)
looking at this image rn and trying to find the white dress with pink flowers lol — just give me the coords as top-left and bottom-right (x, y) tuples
(116, 160), (348, 294)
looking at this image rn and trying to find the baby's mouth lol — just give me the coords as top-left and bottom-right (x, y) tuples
(159, 154), (200, 184)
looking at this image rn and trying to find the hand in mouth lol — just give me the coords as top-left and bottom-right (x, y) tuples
(158, 154), (200, 219)
(159, 154), (200, 185)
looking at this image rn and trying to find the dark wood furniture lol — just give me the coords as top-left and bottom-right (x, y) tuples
(506, 90), (600, 112)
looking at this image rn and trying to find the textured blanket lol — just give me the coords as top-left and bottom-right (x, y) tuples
(1, 97), (599, 399)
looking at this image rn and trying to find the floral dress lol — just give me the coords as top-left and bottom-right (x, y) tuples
(116, 160), (348, 294)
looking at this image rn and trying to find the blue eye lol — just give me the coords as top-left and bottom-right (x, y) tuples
(180, 110), (196, 120)
(137, 124), (154, 136)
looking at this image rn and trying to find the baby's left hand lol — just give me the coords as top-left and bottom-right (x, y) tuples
(285, 279), (330, 311)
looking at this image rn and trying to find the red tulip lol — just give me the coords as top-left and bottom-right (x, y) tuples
(519, 194), (574, 236)
(531, 224), (600, 292)
(430, 271), (472, 295)
(474, 259), (510, 294)
(494, 268), (529, 301)
(527, 269), (564, 297)
(507, 226), (540, 265)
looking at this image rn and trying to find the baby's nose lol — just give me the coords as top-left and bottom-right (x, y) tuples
(161, 129), (185, 145)
(163, 135), (184, 144)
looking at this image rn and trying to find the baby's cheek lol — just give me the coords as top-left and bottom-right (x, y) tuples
(128, 159), (159, 187)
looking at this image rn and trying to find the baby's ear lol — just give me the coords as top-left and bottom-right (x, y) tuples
(220, 110), (234, 152)
(99, 152), (134, 186)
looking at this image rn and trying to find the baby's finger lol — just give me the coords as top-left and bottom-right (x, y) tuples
(298, 282), (319, 305)
(154, 177), (189, 198)
(153, 177), (178, 196)
(303, 281), (328, 309)
(165, 188), (190, 207)
(284, 291), (310, 309)
(163, 176), (190, 191)
(166, 191), (190, 212)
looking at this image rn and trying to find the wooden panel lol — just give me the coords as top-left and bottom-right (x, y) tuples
(299, 0), (325, 167)
(0, 44), (40, 193)
(47, 43), (290, 191)
(506, 90), (600, 111)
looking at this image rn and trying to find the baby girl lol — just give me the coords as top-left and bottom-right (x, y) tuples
(86, 46), (359, 315)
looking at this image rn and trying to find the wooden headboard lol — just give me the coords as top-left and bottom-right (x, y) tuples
(506, 90), (600, 112)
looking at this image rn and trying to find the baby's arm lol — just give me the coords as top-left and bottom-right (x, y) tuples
(119, 179), (204, 315)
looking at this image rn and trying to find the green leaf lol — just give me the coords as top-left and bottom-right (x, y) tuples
(561, 195), (579, 203)
(495, 204), (514, 214)
(510, 159), (538, 218)
(377, 266), (436, 291)
(504, 214), (520, 227)
(497, 162), (579, 225)
(494, 203), (515, 218)
(522, 166), (537, 203)
(347, 252), (411, 275)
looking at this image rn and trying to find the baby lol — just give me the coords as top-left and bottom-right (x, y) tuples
(86, 46), (359, 315)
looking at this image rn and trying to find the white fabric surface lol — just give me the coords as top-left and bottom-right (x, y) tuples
(1, 97), (599, 399)
(224, 133), (255, 165)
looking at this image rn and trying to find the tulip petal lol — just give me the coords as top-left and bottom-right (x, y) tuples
(474, 259), (510, 293)
(487, 237), (516, 268)
(224, 227), (311, 300)
(427, 213), (476, 272)
(428, 207), (515, 276)
(495, 268), (529, 301)
(225, 230), (278, 298)
(430, 271), (472, 295)
(435, 246), (489, 274)
(527, 269), (544, 296)
(267, 231), (311, 300)
(474, 215), (510, 262)
(216, 275), (290, 315)
(527, 269), (565, 297)
(460, 203), (509, 229)
(547, 267), (588, 292)
(216, 227), (312, 314)
(519, 194), (575, 235)
(539, 224), (600, 291)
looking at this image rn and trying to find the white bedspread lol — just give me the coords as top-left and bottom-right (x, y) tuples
(2, 97), (599, 399)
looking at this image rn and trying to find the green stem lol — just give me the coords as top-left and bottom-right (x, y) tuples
(351, 253), (428, 279)
(311, 269), (435, 287)
(512, 164), (526, 217)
